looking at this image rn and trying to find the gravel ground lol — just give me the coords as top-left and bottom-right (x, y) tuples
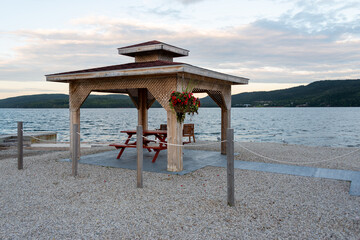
(1, 143), (359, 239)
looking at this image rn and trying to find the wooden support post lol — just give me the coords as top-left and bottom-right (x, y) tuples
(70, 109), (80, 163)
(166, 110), (183, 172)
(72, 123), (79, 177)
(137, 125), (143, 188)
(69, 82), (90, 171)
(138, 88), (148, 130)
(227, 128), (235, 206)
(17, 121), (23, 170)
(221, 108), (230, 154)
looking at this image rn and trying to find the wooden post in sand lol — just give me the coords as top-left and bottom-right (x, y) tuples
(72, 124), (79, 177)
(137, 125), (143, 188)
(227, 128), (235, 206)
(17, 122), (23, 170)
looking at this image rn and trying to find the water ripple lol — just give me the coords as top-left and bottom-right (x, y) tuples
(1, 107), (360, 147)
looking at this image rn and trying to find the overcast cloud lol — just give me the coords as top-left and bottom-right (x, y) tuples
(0, 0), (359, 98)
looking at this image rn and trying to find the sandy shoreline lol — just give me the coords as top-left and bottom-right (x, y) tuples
(1, 142), (359, 239)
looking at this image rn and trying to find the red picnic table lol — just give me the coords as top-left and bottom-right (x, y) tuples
(109, 129), (167, 163)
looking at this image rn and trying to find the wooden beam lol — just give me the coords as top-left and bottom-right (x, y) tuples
(70, 109), (80, 165)
(227, 128), (235, 206)
(69, 82), (91, 175)
(221, 108), (230, 154)
(136, 125), (143, 188)
(138, 88), (148, 130)
(17, 122), (23, 170)
(221, 86), (232, 154)
(166, 110), (183, 171)
(72, 123), (79, 176)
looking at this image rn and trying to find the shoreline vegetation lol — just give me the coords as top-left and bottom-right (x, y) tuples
(1, 141), (359, 238)
(1, 79), (360, 108)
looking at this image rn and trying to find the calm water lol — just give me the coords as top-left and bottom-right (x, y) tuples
(0, 108), (359, 147)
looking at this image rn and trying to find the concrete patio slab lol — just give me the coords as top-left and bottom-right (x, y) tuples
(213, 160), (360, 196)
(59, 148), (360, 196)
(60, 148), (226, 175)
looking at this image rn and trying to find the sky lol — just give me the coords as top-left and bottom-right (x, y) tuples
(0, 0), (359, 99)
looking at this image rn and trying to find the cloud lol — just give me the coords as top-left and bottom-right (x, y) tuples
(175, 0), (204, 5)
(145, 7), (182, 18)
(279, 0), (360, 34)
(1, 10), (359, 86)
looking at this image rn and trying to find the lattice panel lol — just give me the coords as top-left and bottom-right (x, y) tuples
(206, 90), (224, 108)
(69, 73), (231, 111)
(127, 89), (138, 97)
(173, 74), (232, 110)
(69, 82), (92, 110)
(148, 77), (177, 111)
(126, 89), (139, 108)
(135, 53), (173, 62)
(192, 88), (207, 93)
(146, 91), (156, 109)
(69, 75), (177, 111)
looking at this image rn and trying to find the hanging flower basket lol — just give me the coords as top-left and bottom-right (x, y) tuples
(169, 91), (200, 123)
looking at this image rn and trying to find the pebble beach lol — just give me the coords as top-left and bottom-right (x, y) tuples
(1, 142), (359, 239)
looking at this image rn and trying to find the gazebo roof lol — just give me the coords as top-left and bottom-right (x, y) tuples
(47, 60), (182, 76)
(46, 40), (249, 85)
(46, 40), (248, 173)
(118, 40), (189, 58)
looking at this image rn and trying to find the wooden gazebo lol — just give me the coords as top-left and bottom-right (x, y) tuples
(46, 40), (248, 172)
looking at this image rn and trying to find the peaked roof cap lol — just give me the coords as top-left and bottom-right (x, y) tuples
(118, 40), (189, 58)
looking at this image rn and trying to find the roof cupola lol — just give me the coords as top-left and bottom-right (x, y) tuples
(118, 40), (189, 63)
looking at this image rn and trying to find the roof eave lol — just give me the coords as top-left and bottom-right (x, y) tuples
(46, 64), (248, 85)
(46, 64), (186, 82)
(118, 43), (189, 57)
(182, 65), (249, 85)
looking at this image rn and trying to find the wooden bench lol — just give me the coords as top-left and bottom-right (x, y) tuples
(109, 143), (167, 163)
(183, 124), (195, 144)
(157, 123), (196, 144)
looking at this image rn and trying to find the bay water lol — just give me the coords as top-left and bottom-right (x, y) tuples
(0, 108), (359, 147)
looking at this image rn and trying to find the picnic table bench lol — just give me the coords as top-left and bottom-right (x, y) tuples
(109, 129), (167, 163)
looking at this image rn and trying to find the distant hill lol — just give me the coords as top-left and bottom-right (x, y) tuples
(1, 79), (359, 108)
(0, 94), (160, 108)
(200, 79), (360, 107)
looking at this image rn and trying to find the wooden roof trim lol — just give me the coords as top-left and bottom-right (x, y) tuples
(118, 43), (189, 57)
(46, 63), (248, 84)
(46, 64), (185, 82)
(182, 65), (248, 85)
